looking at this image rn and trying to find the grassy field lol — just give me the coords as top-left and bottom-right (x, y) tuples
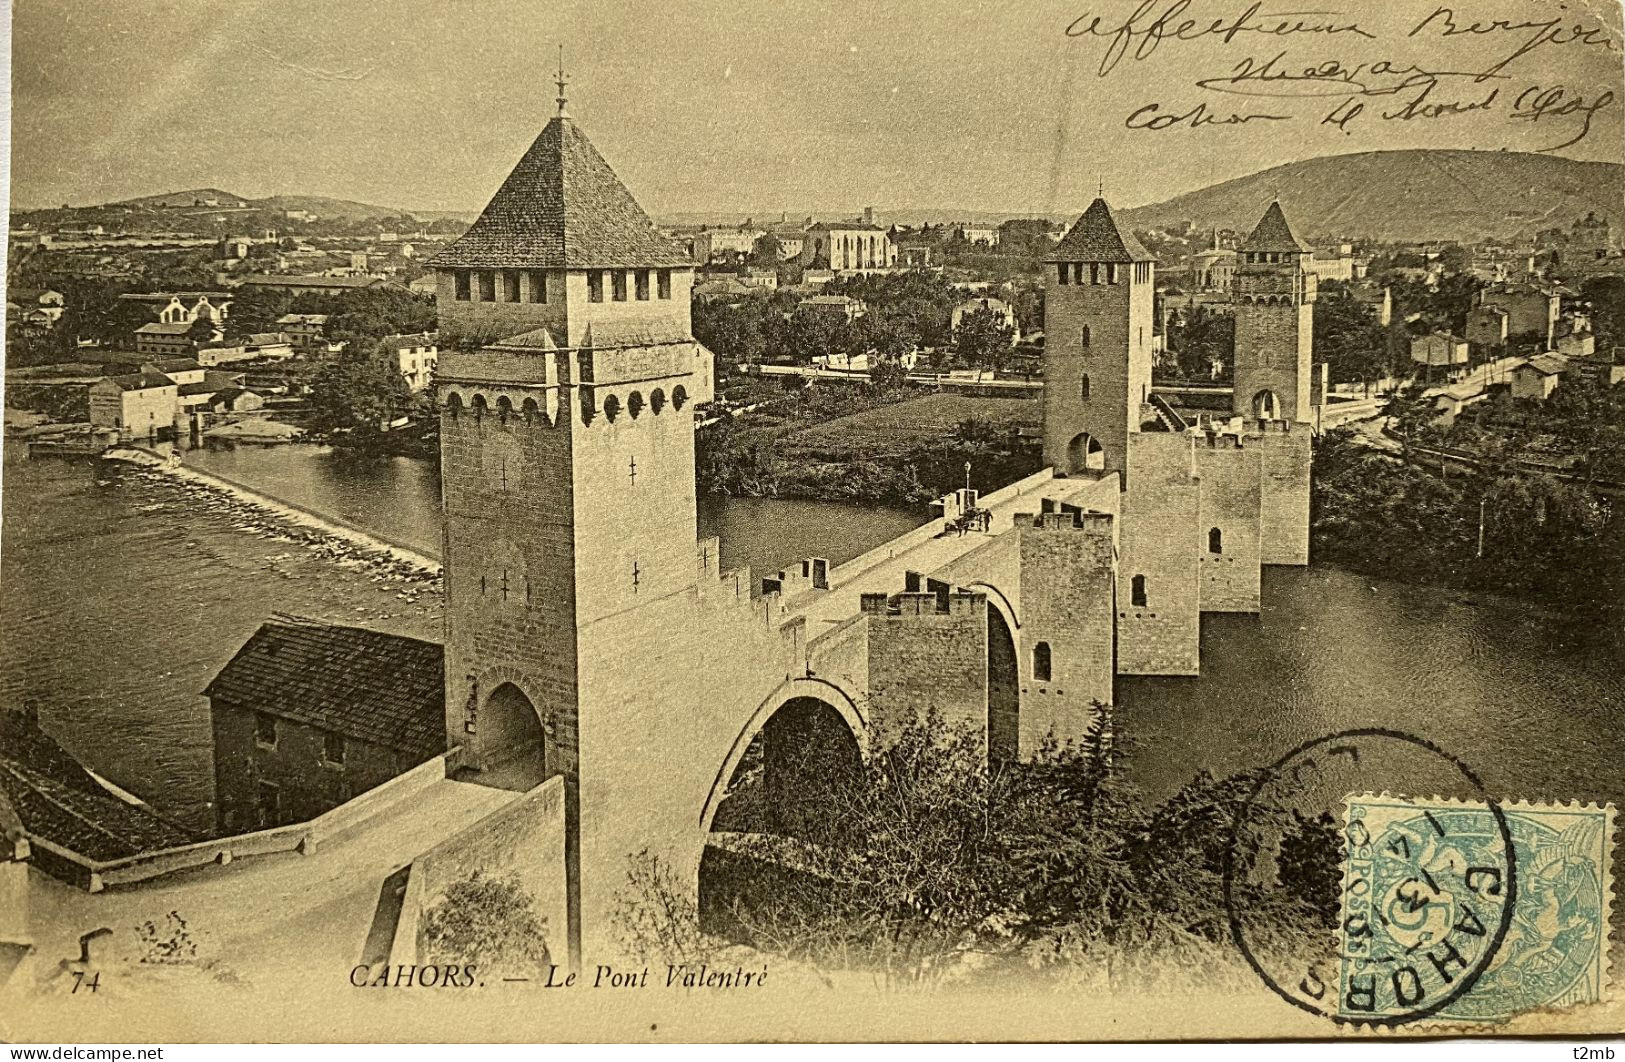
(786, 393), (1041, 459)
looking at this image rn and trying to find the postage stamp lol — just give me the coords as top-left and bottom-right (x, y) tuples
(1337, 796), (1615, 1024)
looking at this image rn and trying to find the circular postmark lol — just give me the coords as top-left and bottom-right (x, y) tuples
(1222, 728), (1518, 1027)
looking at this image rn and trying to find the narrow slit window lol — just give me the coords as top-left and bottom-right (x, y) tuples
(1032, 642), (1052, 683)
(1131, 575), (1148, 608)
(1209, 527), (1223, 554)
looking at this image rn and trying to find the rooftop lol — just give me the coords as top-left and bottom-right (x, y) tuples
(0, 710), (196, 861)
(99, 372), (177, 392)
(1239, 201), (1311, 254)
(134, 321), (195, 336)
(428, 116), (693, 271)
(241, 275), (390, 290)
(1521, 352), (1571, 376)
(381, 331), (438, 350)
(1047, 198), (1155, 264)
(204, 616), (445, 757)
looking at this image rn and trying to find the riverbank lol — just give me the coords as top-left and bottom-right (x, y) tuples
(1310, 427), (1622, 640)
(697, 390), (1041, 504)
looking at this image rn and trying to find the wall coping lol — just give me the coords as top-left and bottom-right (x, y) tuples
(26, 752), (455, 892)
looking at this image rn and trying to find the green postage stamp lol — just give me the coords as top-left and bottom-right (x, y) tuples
(1337, 795), (1615, 1024)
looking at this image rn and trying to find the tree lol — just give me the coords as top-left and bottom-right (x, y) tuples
(953, 305), (1016, 372)
(1313, 282), (1388, 391)
(227, 287), (295, 338)
(307, 353), (410, 445)
(422, 871), (551, 977)
(1383, 384), (1434, 463)
(626, 713), (1335, 991)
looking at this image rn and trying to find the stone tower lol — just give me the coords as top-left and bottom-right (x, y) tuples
(1233, 201), (1316, 424)
(1042, 198), (1156, 482)
(428, 107), (710, 963)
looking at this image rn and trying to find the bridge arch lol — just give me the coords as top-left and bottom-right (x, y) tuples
(469, 676), (552, 789)
(698, 677), (868, 837)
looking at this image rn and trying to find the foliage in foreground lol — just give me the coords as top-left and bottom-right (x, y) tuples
(421, 870), (551, 977)
(615, 714), (1340, 991)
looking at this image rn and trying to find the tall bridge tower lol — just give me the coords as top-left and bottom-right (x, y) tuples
(1042, 198), (1157, 482)
(427, 99), (710, 964)
(1233, 201), (1316, 424)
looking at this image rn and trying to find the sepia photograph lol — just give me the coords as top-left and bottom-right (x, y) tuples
(0, 0), (1621, 1044)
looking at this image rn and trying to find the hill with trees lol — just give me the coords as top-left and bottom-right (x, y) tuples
(1119, 149), (1622, 243)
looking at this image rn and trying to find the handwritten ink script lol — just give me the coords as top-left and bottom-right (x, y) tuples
(1066, 1), (1620, 150)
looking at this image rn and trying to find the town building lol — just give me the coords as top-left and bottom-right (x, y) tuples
(238, 274), (398, 296)
(1466, 304), (1510, 355)
(1478, 283), (1561, 347)
(379, 332), (439, 392)
(207, 387), (266, 414)
(276, 313), (331, 353)
(1187, 243), (1237, 292)
(117, 292), (233, 326)
(1567, 348), (1625, 388)
(1349, 283), (1392, 327)
(197, 333), (296, 367)
(133, 321), (220, 356)
(1556, 328), (1596, 359)
(205, 617), (446, 831)
(1410, 331), (1470, 378)
(1511, 353), (1571, 401)
(691, 226), (761, 264)
(954, 223), (999, 246)
(799, 211), (895, 273)
(1570, 212), (1616, 258)
(740, 268), (778, 292)
(1306, 243), (1356, 282)
(796, 294), (865, 323)
(88, 373), (178, 439)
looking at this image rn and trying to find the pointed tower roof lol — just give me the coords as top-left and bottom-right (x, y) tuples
(1047, 198), (1155, 263)
(429, 117), (693, 271)
(1239, 201), (1310, 254)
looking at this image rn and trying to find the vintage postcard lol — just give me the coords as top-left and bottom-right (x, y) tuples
(1, 0), (1622, 1044)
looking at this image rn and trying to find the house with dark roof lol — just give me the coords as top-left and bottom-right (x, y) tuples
(239, 274), (398, 296)
(204, 616), (446, 832)
(1511, 352), (1571, 401)
(1, 708), (196, 878)
(133, 320), (218, 357)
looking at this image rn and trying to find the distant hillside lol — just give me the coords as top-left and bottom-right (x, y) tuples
(1118, 149), (1623, 244)
(115, 188), (252, 209)
(102, 190), (432, 222)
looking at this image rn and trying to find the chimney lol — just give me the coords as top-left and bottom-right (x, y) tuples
(863, 206), (875, 226)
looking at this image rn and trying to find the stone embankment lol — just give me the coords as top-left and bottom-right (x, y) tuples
(103, 448), (443, 596)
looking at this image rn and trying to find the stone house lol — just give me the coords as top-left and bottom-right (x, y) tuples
(1511, 353), (1570, 402)
(204, 617), (446, 832)
(87, 373), (178, 439)
(1410, 331), (1469, 378)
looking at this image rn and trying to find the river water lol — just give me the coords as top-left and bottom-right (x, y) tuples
(2, 441), (1621, 834)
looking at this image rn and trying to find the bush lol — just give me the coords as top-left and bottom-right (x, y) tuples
(421, 871), (550, 976)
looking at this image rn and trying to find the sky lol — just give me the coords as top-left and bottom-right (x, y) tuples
(9, 0), (1625, 217)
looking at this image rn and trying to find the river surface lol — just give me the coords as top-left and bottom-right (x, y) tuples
(2, 440), (1621, 834)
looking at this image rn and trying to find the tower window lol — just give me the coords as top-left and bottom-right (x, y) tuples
(613, 271), (628, 301)
(1090, 263), (1100, 285)
(635, 269), (650, 301)
(1081, 325), (1091, 347)
(1107, 263), (1118, 284)
(1209, 527), (1223, 554)
(588, 272), (604, 303)
(1057, 264), (1068, 285)
(1131, 574), (1148, 608)
(657, 269), (672, 299)
(1080, 373), (1090, 399)
(503, 271), (521, 302)
(322, 731), (346, 766)
(478, 271), (496, 301)
(527, 271), (547, 303)
(454, 270), (471, 301)
(1032, 641), (1052, 682)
